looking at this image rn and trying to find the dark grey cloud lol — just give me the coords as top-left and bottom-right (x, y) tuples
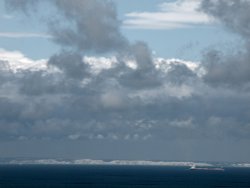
(118, 42), (161, 89)
(48, 51), (90, 80)
(202, 48), (250, 87)
(201, 0), (250, 38)
(163, 61), (197, 85)
(200, 0), (250, 87)
(1, 57), (249, 143)
(5, 0), (128, 53)
(50, 0), (128, 53)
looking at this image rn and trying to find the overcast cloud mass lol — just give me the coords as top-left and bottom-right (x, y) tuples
(0, 0), (250, 162)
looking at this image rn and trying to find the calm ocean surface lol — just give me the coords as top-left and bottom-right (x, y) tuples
(0, 165), (250, 188)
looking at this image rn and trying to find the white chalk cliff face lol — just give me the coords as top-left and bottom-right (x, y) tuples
(5, 159), (213, 167)
(5, 158), (250, 168)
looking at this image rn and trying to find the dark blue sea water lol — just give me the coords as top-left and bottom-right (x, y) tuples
(0, 165), (250, 188)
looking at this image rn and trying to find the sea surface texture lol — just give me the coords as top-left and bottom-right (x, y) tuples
(0, 165), (250, 188)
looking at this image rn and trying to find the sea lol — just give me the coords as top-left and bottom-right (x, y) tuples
(0, 165), (250, 188)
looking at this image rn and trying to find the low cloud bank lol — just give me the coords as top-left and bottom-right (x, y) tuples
(0, 49), (250, 143)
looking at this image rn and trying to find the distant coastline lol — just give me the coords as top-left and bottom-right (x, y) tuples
(0, 159), (249, 168)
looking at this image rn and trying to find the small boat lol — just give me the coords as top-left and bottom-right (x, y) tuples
(189, 165), (224, 171)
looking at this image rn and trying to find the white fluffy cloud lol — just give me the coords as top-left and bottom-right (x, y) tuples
(0, 48), (47, 72)
(124, 0), (213, 29)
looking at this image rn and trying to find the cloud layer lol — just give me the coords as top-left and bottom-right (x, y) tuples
(1, 0), (250, 161)
(1, 49), (250, 145)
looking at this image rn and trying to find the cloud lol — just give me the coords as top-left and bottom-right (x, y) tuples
(48, 51), (90, 80)
(68, 134), (81, 140)
(50, 0), (128, 53)
(5, 0), (128, 53)
(0, 32), (51, 38)
(1, 48), (250, 144)
(200, 0), (250, 87)
(84, 56), (118, 74)
(117, 42), (162, 89)
(0, 48), (47, 72)
(101, 91), (127, 109)
(2, 0), (250, 161)
(201, 0), (250, 38)
(1, 14), (14, 19)
(4, 0), (159, 90)
(124, 0), (212, 30)
(169, 118), (195, 129)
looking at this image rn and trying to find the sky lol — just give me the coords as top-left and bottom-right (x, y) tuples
(0, 0), (250, 163)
